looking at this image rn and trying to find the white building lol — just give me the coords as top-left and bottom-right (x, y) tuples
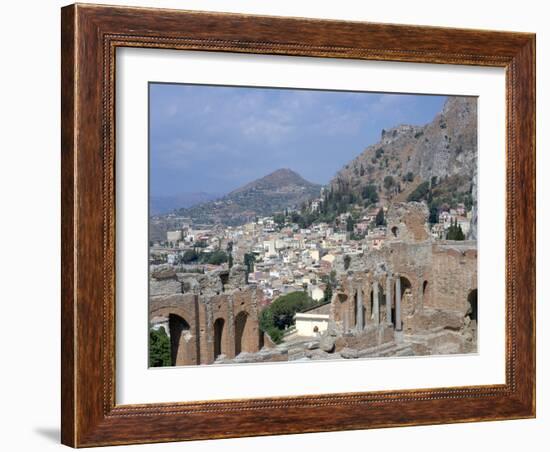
(263, 240), (277, 257)
(294, 313), (329, 337)
(308, 285), (324, 302)
(439, 211), (452, 225)
(309, 249), (320, 263)
(166, 230), (183, 242)
(457, 218), (471, 236)
(293, 303), (331, 337)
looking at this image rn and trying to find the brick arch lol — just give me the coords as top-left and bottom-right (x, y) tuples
(396, 274), (413, 294)
(398, 274), (415, 317)
(167, 314), (193, 366)
(467, 288), (478, 322)
(234, 310), (255, 355)
(213, 317), (229, 360)
(149, 305), (199, 366)
(150, 305), (195, 324)
(422, 279), (431, 307)
(150, 289), (264, 365)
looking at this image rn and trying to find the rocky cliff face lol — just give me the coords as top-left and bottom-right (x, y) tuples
(412, 96), (477, 183)
(331, 97), (477, 207)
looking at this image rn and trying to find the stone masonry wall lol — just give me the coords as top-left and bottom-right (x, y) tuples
(149, 265), (263, 366)
(331, 202), (477, 341)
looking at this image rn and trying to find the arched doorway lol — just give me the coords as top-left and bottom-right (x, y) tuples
(168, 314), (192, 366)
(400, 276), (412, 297)
(467, 289), (478, 322)
(400, 276), (413, 316)
(335, 293), (348, 329)
(422, 280), (430, 306)
(234, 311), (249, 356)
(213, 318), (225, 359)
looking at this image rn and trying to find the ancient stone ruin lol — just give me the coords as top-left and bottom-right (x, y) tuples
(150, 202), (477, 366)
(149, 265), (265, 366)
(329, 203), (477, 358)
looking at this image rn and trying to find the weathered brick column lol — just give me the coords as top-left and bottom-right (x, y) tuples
(395, 275), (402, 331)
(385, 274), (393, 325)
(373, 280), (380, 325)
(356, 286), (363, 331)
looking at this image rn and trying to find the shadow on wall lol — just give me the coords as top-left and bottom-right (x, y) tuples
(33, 427), (59, 443)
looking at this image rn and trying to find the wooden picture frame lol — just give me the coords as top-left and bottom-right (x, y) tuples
(61, 3), (536, 447)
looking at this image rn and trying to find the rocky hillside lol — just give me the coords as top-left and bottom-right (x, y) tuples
(176, 168), (321, 226)
(331, 97), (477, 211)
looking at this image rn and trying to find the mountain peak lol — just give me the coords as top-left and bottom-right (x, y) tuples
(230, 168), (316, 195)
(176, 168), (321, 226)
(267, 168), (299, 177)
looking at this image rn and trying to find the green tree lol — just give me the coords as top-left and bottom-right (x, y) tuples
(403, 171), (414, 182)
(265, 326), (283, 344)
(446, 219), (466, 240)
(226, 242), (234, 269)
(362, 184), (379, 205)
(259, 292), (315, 343)
(407, 181), (430, 202)
(383, 175), (395, 190)
(324, 282), (333, 302)
(201, 250), (228, 265)
(243, 253), (256, 282)
(346, 215), (355, 232)
(181, 249), (199, 263)
(344, 254), (351, 270)
(375, 207), (386, 226)
(429, 203), (439, 225)
(149, 327), (171, 367)
(273, 213), (286, 227)
(464, 193), (474, 211)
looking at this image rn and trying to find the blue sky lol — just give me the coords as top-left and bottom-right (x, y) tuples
(149, 83), (446, 197)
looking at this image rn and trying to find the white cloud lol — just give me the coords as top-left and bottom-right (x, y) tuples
(155, 139), (231, 169)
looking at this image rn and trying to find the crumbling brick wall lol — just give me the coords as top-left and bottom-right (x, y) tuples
(331, 203), (477, 338)
(149, 265), (263, 366)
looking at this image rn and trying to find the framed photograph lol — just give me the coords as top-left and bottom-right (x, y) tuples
(61, 3), (536, 447)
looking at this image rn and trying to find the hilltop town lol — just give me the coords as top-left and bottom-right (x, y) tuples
(150, 184), (473, 307)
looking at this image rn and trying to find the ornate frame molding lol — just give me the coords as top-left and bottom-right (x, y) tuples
(61, 4), (535, 447)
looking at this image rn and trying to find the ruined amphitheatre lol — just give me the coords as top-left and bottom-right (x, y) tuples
(150, 201), (477, 366)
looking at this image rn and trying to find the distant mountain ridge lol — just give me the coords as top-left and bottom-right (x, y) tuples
(150, 192), (221, 216)
(176, 168), (322, 226)
(158, 98), (477, 233)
